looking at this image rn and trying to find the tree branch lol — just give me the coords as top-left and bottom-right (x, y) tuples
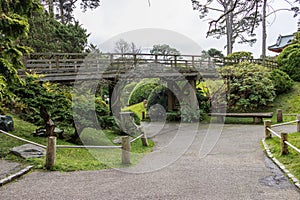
(207, 0), (239, 35)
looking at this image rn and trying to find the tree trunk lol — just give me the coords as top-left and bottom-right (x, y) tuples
(48, 0), (54, 18)
(59, 0), (65, 24)
(225, 1), (234, 55)
(262, 0), (267, 66)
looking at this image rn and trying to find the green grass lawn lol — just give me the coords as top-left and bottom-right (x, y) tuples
(0, 114), (154, 171)
(264, 133), (300, 181)
(268, 81), (300, 122)
(262, 82), (300, 183)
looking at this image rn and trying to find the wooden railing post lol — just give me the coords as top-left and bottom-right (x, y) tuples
(281, 132), (288, 155)
(174, 55), (177, 67)
(154, 54), (158, 63)
(122, 136), (130, 165)
(45, 136), (56, 170)
(297, 114), (300, 133)
(55, 55), (59, 69)
(192, 56), (195, 67)
(264, 120), (272, 139)
(277, 109), (283, 123)
(133, 54), (137, 66)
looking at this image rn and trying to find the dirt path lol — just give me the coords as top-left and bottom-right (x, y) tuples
(0, 123), (299, 200)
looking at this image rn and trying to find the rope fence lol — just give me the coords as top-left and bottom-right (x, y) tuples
(0, 130), (46, 149)
(264, 114), (300, 155)
(0, 129), (149, 169)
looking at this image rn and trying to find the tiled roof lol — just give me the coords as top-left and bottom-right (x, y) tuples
(268, 34), (294, 53)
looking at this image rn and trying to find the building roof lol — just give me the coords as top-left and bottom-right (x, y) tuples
(268, 34), (294, 53)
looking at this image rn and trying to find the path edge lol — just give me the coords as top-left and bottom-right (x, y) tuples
(262, 139), (300, 190)
(0, 165), (33, 186)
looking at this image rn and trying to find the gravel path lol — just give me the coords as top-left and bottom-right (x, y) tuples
(0, 123), (299, 200)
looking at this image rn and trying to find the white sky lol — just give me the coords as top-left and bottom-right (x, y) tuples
(74, 0), (299, 57)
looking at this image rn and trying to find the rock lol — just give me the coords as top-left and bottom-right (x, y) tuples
(0, 115), (14, 132)
(113, 137), (122, 144)
(33, 127), (64, 138)
(10, 144), (46, 159)
(113, 136), (133, 144)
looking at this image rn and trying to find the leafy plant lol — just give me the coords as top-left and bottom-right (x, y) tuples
(226, 51), (253, 60)
(277, 43), (300, 81)
(219, 62), (276, 112)
(128, 79), (159, 106)
(269, 69), (294, 94)
(9, 74), (73, 128)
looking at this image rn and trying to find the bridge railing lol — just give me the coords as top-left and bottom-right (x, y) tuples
(20, 53), (278, 79)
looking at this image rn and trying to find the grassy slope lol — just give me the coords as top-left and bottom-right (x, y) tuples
(0, 114), (154, 171)
(264, 82), (300, 181)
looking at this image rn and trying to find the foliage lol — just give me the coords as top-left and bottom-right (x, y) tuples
(72, 93), (116, 139)
(277, 43), (300, 81)
(150, 44), (180, 60)
(40, 0), (101, 24)
(0, 0), (40, 100)
(9, 74), (73, 128)
(219, 62), (276, 112)
(226, 51), (253, 60)
(269, 69), (294, 95)
(128, 79), (159, 105)
(207, 48), (224, 58)
(147, 85), (168, 111)
(20, 12), (89, 53)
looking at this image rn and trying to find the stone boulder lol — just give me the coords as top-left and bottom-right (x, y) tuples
(10, 144), (46, 159)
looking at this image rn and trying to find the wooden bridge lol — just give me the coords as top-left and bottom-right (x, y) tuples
(20, 53), (278, 82)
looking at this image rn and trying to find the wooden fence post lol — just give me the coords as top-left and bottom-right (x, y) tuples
(141, 133), (149, 147)
(122, 136), (130, 165)
(277, 109), (283, 123)
(280, 132), (288, 155)
(264, 120), (272, 139)
(45, 136), (56, 170)
(297, 115), (300, 133)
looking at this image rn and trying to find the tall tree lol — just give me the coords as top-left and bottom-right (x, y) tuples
(114, 39), (141, 54)
(0, 0), (40, 99)
(150, 44), (180, 60)
(40, 0), (100, 24)
(192, 0), (261, 55)
(20, 11), (89, 53)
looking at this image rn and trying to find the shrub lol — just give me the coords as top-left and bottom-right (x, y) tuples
(226, 51), (253, 60)
(277, 43), (300, 81)
(147, 85), (168, 110)
(219, 62), (276, 112)
(10, 74), (73, 127)
(128, 79), (159, 105)
(269, 69), (294, 94)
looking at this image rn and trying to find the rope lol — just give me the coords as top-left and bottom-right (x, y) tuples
(271, 120), (298, 128)
(267, 127), (281, 138)
(130, 134), (144, 143)
(284, 141), (300, 154)
(56, 145), (121, 149)
(0, 130), (47, 149)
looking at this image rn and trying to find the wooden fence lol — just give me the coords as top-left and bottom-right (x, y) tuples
(264, 115), (300, 155)
(20, 53), (278, 81)
(276, 109), (300, 123)
(0, 129), (148, 169)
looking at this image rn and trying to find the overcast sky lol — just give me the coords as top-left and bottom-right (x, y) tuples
(74, 0), (299, 57)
